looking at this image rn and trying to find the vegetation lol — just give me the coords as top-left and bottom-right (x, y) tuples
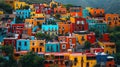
(16, 16), (25, 23)
(0, 3), (13, 14)
(35, 32), (53, 41)
(84, 41), (91, 49)
(63, 4), (73, 11)
(0, 45), (17, 67)
(19, 52), (45, 67)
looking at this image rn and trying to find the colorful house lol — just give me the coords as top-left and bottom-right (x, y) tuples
(16, 39), (30, 51)
(59, 35), (76, 52)
(87, 19), (107, 33)
(69, 6), (83, 17)
(13, 1), (28, 10)
(106, 56), (115, 67)
(94, 23), (107, 33)
(58, 23), (71, 35)
(45, 42), (60, 52)
(98, 42), (116, 55)
(96, 52), (108, 65)
(70, 17), (88, 32)
(12, 24), (25, 35)
(82, 9), (90, 18)
(69, 53), (87, 67)
(74, 31), (96, 45)
(105, 14), (120, 27)
(54, 7), (67, 14)
(30, 40), (45, 52)
(15, 9), (31, 19)
(90, 48), (104, 53)
(86, 53), (97, 67)
(99, 33), (110, 42)
(4, 37), (17, 47)
(89, 8), (104, 17)
(42, 19), (58, 36)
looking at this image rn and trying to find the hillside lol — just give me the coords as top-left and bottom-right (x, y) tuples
(55, 0), (120, 14)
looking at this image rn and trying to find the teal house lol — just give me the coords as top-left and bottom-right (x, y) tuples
(16, 39), (30, 51)
(16, 9), (31, 19)
(82, 9), (90, 18)
(45, 42), (60, 52)
(41, 18), (58, 36)
(87, 19), (107, 33)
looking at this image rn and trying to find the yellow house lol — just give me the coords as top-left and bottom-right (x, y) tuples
(13, 1), (28, 10)
(98, 42), (116, 54)
(69, 53), (96, 67)
(69, 53), (86, 67)
(74, 33), (87, 45)
(86, 53), (97, 67)
(25, 14), (45, 26)
(30, 40), (46, 52)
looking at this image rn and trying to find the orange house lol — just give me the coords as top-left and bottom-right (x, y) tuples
(58, 23), (71, 35)
(89, 8), (104, 17)
(59, 36), (76, 52)
(30, 40), (46, 52)
(105, 14), (120, 27)
(69, 6), (83, 17)
(54, 7), (67, 14)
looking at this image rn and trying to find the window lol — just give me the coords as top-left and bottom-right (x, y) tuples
(69, 39), (72, 44)
(19, 42), (21, 46)
(32, 48), (35, 51)
(62, 44), (66, 49)
(24, 42), (27, 46)
(40, 48), (42, 52)
(32, 42), (34, 46)
(40, 43), (44, 46)
(81, 36), (85, 41)
(70, 44), (73, 48)
(36, 48), (38, 52)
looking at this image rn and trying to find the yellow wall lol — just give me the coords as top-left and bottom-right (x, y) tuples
(70, 17), (75, 23)
(69, 53), (96, 67)
(75, 34), (87, 45)
(13, 1), (28, 10)
(69, 54), (86, 67)
(30, 40), (46, 52)
(98, 42), (116, 54)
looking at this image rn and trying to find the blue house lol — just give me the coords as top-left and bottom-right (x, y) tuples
(42, 18), (58, 36)
(82, 9), (90, 18)
(16, 9), (31, 19)
(87, 19), (107, 33)
(45, 42), (60, 52)
(16, 39), (30, 51)
(96, 53), (108, 64)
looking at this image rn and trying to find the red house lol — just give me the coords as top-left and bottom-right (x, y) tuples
(87, 32), (96, 43)
(90, 48), (104, 53)
(59, 35), (76, 52)
(99, 33), (110, 42)
(4, 38), (17, 47)
(12, 24), (25, 34)
(106, 56), (115, 67)
(70, 17), (88, 33)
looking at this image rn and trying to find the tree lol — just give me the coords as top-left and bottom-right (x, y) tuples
(64, 4), (73, 11)
(55, 13), (61, 19)
(16, 16), (24, 23)
(1, 45), (14, 56)
(0, 3), (13, 14)
(19, 52), (45, 67)
(115, 53), (120, 65)
(1, 45), (17, 67)
(84, 41), (91, 49)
